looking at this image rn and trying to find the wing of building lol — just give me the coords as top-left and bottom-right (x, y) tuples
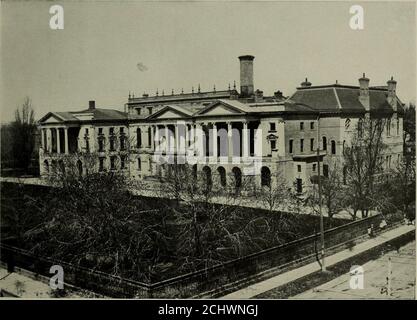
(38, 56), (404, 193)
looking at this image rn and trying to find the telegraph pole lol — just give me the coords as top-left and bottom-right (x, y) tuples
(316, 112), (326, 271)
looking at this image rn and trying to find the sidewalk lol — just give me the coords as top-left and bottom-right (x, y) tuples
(221, 224), (415, 299)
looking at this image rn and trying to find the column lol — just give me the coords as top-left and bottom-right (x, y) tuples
(64, 128), (69, 154)
(41, 128), (45, 150)
(196, 123), (204, 158)
(243, 121), (249, 159)
(213, 123), (218, 158)
(165, 125), (169, 154)
(175, 124), (179, 154)
(227, 122), (233, 160)
(154, 125), (160, 152)
(254, 126), (262, 157)
(57, 128), (61, 153)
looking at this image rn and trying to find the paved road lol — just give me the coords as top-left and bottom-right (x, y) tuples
(291, 240), (415, 300)
(221, 224), (415, 299)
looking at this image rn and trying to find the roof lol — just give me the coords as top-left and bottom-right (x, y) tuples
(289, 84), (403, 114)
(39, 107), (127, 124)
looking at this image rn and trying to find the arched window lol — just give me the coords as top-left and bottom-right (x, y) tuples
(217, 167), (226, 187)
(43, 160), (49, 173)
(77, 160), (83, 176)
(58, 160), (65, 175)
(202, 166), (212, 191)
(232, 167), (242, 192)
(322, 136), (327, 151)
(136, 128), (142, 148)
(261, 166), (271, 187)
(331, 140), (336, 155)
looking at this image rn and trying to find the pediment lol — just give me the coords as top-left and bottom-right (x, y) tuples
(39, 113), (65, 124)
(197, 101), (246, 116)
(148, 106), (191, 120)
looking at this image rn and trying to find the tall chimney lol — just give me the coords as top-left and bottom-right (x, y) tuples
(387, 76), (397, 112)
(89, 100), (95, 110)
(239, 55), (255, 97)
(358, 73), (370, 111)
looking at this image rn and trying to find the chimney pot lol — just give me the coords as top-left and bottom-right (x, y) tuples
(300, 78), (312, 87)
(89, 100), (95, 110)
(358, 74), (370, 111)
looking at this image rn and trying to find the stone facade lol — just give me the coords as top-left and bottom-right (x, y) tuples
(38, 56), (404, 192)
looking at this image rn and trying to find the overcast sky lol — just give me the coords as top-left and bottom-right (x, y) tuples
(1, 0), (415, 122)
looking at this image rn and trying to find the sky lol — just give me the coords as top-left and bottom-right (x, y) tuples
(1, 0), (416, 122)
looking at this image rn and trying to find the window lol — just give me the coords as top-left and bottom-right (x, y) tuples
(386, 119), (391, 136)
(345, 118), (351, 130)
(313, 163), (317, 172)
(120, 136), (125, 151)
(271, 140), (276, 151)
(99, 158), (105, 172)
(397, 119), (400, 136)
(300, 139), (304, 152)
(110, 156), (116, 170)
(148, 107), (153, 115)
(121, 156), (126, 169)
(310, 122), (314, 130)
(120, 127), (124, 134)
(85, 139), (90, 153)
(289, 139), (293, 154)
(137, 128), (142, 148)
(300, 122), (304, 131)
(136, 108), (141, 115)
(310, 138), (314, 151)
(296, 178), (303, 193)
(270, 123), (276, 131)
(98, 138), (104, 152)
(297, 165), (301, 172)
(98, 128), (103, 134)
(138, 157), (142, 171)
(110, 137), (115, 151)
(85, 128), (89, 135)
(322, 136), (327, 151)
(358, 118), (363, 138)
(109, 127), (114, 135)
(323, 164), (329, 177)
(331, 140), (336, 155)
(148, 127), (152, 147)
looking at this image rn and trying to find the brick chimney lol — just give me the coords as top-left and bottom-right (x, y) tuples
(358, 73), (370, 111)
(387, 76), (397, 112)
(89, 100), (95, 110)
(239, 55), (255, 97)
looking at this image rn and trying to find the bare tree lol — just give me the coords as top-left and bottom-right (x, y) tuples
(342, 116), (387, 219)
(307, 160), (344, 219)
(11, 97), (37, 170)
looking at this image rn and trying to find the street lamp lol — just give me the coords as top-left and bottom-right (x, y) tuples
(316, 111), (326, 272)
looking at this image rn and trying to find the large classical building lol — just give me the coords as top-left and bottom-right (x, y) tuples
(38, 55), (404, 192)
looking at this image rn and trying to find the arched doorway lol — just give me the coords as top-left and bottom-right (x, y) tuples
(232, 167), (242, 192)
(202, 166), (212, 190)
(77, 160), (83, 176)
(217, 166), (226, 187)
(261, 166), (271, 187)
(58, 160), (65, 175)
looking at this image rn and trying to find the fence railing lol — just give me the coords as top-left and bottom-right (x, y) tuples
(0, 213), (398, 298)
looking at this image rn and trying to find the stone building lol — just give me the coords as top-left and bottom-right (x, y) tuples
(38, 55), (404, 192)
